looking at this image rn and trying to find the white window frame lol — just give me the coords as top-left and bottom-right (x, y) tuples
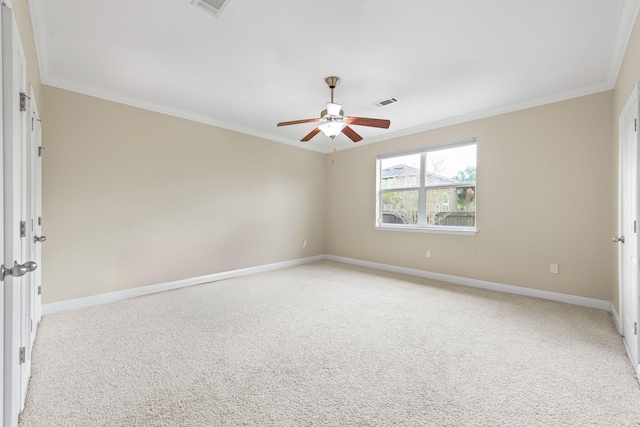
(376, 138), (477, 235)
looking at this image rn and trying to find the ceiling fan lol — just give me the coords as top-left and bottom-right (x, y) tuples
(277, 76), (391, 144)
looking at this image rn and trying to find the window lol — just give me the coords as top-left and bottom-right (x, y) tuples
(376, 139), (477, 234)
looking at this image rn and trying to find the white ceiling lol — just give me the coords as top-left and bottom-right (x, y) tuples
(29, 0), (640, 153)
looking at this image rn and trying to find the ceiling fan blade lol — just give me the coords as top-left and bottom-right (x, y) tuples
(301, 128), (321, 142)
(347, 117), (391, 129)
(277, 118), (319, 127)
(342, 126), (363, 143)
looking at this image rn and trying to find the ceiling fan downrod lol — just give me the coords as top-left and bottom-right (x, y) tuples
(325, 76), (340, 103)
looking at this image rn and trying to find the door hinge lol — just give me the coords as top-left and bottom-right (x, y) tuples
(38, 146), (43, 157)
(635, 118), (637, 132)
(38, 217), (41, 226)
(635, 322), (638, 336)
(19, 347), (25, 364)
(20, 221), (26, 238)
(19, 92), (29, 112)
(635, 220), (637, 234)
(38, 286), (41, 295)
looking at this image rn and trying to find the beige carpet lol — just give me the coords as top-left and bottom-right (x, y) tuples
(18, 261), (640, 426)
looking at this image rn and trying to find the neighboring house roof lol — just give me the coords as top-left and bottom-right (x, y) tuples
(382, 164), (467, 185)
(381, 164), (419, 179)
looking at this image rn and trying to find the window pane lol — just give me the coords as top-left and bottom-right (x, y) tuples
(426, 186), (476, 227)
(425, 144), (476, 186)
(381, 154), (421, 189)
(381, 190), (419, 225)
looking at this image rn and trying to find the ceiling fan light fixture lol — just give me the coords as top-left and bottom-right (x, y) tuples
(318, 119), (346, 137)
(326, 102), (342, 116)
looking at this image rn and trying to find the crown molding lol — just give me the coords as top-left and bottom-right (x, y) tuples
(607, 0), (640, 86)
(44, 75), (613, 155)
(338, 80), (614, 152)
(43, 76), (328, 154)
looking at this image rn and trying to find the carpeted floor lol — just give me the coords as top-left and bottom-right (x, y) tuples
(18, 261), (640, 426)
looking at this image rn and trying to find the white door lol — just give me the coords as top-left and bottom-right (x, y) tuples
(619, 86), (639, 371)
(19, 85), (39, 410)
(2, 4), (32, 425)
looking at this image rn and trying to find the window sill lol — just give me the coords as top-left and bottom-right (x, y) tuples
(375, 225), (478, 236)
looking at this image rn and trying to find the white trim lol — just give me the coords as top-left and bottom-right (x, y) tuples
(43, 254), (613, 316)
(326, 255), (612, 312)
(607, 0), (640, 87)
(611, 302), (622, 334)
(42, 255), (325, 315)
(375, 225), (477, 236)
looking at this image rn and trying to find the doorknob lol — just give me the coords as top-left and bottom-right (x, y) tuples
(34, 235), (46, 243)
(0, 261), (37, 281)
(613, 236), (626, 243)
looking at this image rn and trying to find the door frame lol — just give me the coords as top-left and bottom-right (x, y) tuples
(618, 82), (640, 377)
(28, 84), (40, 334)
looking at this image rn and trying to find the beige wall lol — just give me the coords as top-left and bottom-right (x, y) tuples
(612, 9), (640, 312)
(326, 92), (614, 301)
(41, 86), (326, 303)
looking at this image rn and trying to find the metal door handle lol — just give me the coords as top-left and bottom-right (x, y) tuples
(613, 236), (625, 243)
(0, 261), (37, 281)
(34, 235), (46, 243)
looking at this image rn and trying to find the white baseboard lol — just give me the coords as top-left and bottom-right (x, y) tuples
(44, 254), (612, 316)
(42, 255), (326, 315)
(326, 255), (612, 312)
(611, 303), (622, 334)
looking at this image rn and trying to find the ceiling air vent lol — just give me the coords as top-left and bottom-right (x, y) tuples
(191, 0), (230, 18)
(374, 96), (401, 108)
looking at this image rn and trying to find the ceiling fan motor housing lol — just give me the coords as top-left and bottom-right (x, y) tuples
(320, 108), (345, 118)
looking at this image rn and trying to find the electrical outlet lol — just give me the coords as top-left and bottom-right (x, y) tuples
(550, 264), (559, 274)
(426, 250), (431, 258)
(302, 240), (307, 248)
